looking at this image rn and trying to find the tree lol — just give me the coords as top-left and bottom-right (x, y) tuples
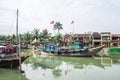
(32, 28), (40, 40)
(11, 34), (16, 43)
(54, 22), (63, 34)
(22, 32), (32, 42)
(0, 35), (6, 41)
(39, 29), (51, 41)
(50, 33), (63, 45)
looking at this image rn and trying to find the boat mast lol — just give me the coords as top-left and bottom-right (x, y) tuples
(16, 9), (18, 43)
(16, 9), (22, 72)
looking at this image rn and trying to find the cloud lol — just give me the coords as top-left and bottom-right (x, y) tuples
(0, 0), (120, 35)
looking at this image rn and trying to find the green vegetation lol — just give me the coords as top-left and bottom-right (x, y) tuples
(53, 22), (63, 34)
(0, 22), (63, 44)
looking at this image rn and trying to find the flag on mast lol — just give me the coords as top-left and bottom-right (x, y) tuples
(50, 20), (54, 24)
(71, 20), (74, 24)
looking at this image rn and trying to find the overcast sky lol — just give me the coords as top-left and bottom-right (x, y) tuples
(0, 0), (120, 35)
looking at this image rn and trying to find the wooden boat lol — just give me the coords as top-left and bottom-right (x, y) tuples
(0, 45), (29, 68)
(0, 55), (29, 68)
(88, 45), (105, 54)
(44, 43), (59, 53)
(40, 45), (105, 57)
(108, 47), (120, 57)
(0, 10), (29, 68)
(0, 46), (29, 69)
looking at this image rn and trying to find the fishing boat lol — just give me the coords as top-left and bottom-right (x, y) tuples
(0, 56), (29, 68)
(0, 10), (29, 68)
(44, 43), (59, 53)
(41, 45), (105, 57)
(108, 47), (120, 57)
(0, 44), (29, 68)
(41, 40), (105, 57)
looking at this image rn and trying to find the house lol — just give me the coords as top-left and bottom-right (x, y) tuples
(112, 34), (120, 47)
(100, 32), (112, 48)
(91, 32), (101, 47)
(63, 34), (73, 46)
(63, 32), (120, 48)
(74, 33), (91, 47)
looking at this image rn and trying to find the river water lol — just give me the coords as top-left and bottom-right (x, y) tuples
(0, 54), (120, 80)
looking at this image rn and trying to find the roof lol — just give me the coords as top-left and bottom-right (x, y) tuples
(92, 32), (101, 38)
(112, 34), (120, 37)
(101, 32), (111, 34)
(64, 34), (72, 38)
(74, 34), (91, 37)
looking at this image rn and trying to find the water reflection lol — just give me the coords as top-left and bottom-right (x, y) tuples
(22, 54), (120, 80)
(0, 68), (27, 80)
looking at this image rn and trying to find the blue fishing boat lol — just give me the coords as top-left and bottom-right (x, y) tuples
(40, 40), (105, 57)
(65, 40), (84, 53)
(44, 43), (59, 53)
(41, 45), (105, 57)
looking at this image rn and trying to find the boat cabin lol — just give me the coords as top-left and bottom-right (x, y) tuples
(44, 43), (59, 53)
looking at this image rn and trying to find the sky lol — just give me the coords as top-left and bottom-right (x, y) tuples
(0, 0), (120, 35)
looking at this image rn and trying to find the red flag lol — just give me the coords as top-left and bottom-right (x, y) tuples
(50, 20), (54, 24)
(43, 29), (47, 33)
(71, 20), (74, 24)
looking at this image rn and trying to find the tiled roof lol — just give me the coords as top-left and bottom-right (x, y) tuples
(112, 34), (120, 37)
(92, 32), (101, 38)
(64, 34), (73, 38)
(101, 32), (111, 34)
(74, 34), (91, 37)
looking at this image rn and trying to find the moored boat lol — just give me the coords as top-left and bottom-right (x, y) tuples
(44, 43), (59, 53)
(0, 56), (29, 68)
(41, 45), (105, 57)
(0, 10), (29, 68)
(0, 45), (29, 68)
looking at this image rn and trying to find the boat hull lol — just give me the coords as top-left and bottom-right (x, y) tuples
(0, 56), (29, 68)
(41, 45), (105, 57)
(108, 47), (120, 57)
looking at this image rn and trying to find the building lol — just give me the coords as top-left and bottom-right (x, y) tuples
(63, 34), (73, 46)
(91, 32), (101, 47)
(112, 34), (120, 47)
(63, 32), (120, 48)
(74, 33), (91, 47)
(100, 32), (112, 48)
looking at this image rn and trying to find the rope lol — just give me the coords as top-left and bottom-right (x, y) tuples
(8, 13), (16, 35)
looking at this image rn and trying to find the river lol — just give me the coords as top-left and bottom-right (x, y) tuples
(0, 53), (120, 80)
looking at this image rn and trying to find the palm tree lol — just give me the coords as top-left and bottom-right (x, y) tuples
(11, 34), (16, 43)
(32, 28), (40, 41)
(6, 35), (12, 42)
(50, 33), (63, 45)
(54, 22), (63, 34)
(39, 29), (51, 41)
(0, 35), (6, 41)
(22, 32), (32, 43)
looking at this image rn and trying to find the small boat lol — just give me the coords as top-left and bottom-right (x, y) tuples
(108, 47), (120, 57)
